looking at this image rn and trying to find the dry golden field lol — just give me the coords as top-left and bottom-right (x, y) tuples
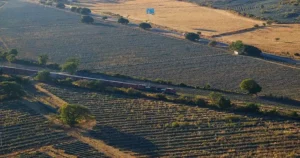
(78, 0), (300, 57)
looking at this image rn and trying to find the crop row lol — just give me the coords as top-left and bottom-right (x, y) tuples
(0, 0), (299, 98)
(43, 84), (300, 157)
(0, 100), (109, 157)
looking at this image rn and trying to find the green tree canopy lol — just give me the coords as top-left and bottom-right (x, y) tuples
(240, 79), (262, 95)
(38, 54), (49, 65)
(6, 54), (16, 62)
(61, 58), (80, 74)
(80, 8), (91, 15)
(34, 70), (51, 82)
(0, 81), (25, 99)
(59, 104), (93, 127)
(9, 49), (18, 56)
(229, 40), (245, 52)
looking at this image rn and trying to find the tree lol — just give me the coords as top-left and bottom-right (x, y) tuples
(56, 3), (65, 9)
(38, 54), (49, 65)
(209, 92), (231, 109)
(209, 92), (222, 105)
(9, 49), (18, 56)
(76, 7), (82, 13)
(59, 104), (93, 127)
(71, 6), (77, 12)
(185, 33), (200, 41)
(229, 40), (245, 52)
(61, 58), (80, 74)
(118, 17), (129, 24)
(34, 70), (51, 82)
(240, 79), (262, 95)
(139, 22), (152, 30)
(81, 15), (94, 24)
(80, 8), (91, 15)
(6, 54), (16, 62)
(0, 81), (25, 99)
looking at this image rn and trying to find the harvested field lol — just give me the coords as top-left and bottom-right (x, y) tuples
(43, 84), (300, 157)
(77, 0), (300, 57)
(0, 0), (299, 98)
(79, 0), (263, 36)
(0, 100), (109, 157)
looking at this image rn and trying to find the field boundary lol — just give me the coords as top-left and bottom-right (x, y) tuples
(29, 83), (138, 158)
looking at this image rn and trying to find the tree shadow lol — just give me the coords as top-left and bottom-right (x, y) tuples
(89, 125), (159, 157)
(259, 95), (300, 107)
(93, 22), (116, 28)
(194, 28), (217, 32)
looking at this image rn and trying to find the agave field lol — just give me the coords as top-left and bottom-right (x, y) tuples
(0, 0), (299, 98)
(0, 100), (108, 157)
(43, 84), (300, 157)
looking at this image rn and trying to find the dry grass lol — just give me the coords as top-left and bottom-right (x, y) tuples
(80, 0), (263, 36)
(78, 0), (300, 57)
(216, 24), (300, 58)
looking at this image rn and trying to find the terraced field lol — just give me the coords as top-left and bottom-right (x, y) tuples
(0, 0), (299, 98)
(0, 100), (109, 157)
(43, 84), (300, 157)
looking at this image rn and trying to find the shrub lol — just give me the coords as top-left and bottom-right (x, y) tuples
(240, 79), (262, 95)
(102, 16), (108, 20)
(76, 7), (82, 13)
(80, 8), (91, 15)
(118, 17), (129, 24)
(254, 24), (259, 28)
(208, 92), (222, 105)
(294, 53), (300, 56)
(73, 80), (105, 90)
(218, 96), (231, 109)
(61, 58), (80, 74)
(208, 40), (217, 47)
(242, 103), (260, 113)
(34, 70), (52, 82)
(56, 3), (65, 9)
(6, 54), (16, 62)
(59, 104), (93, 127)
(229, 40), (244, 52)
(71, 6), (77, 12)
(81, 15), (94, 24)
(193, 96), (206, 106)
(9, 49), (18, 56)
(122, 88), (143, 97)
(155, 93), (167, 100)
(178, 83), (188, 87)
(0, 81), (25, 99)
(185, 32), (200, 41)
(139, 22), (152, 30)
(38, 54), (49, 65)
(209, 92), (231, 109)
